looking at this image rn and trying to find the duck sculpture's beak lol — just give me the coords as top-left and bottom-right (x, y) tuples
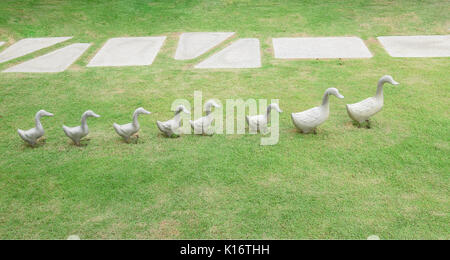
(93, 113), (101, 118)
(143, 109), (151, 115)
(392, 80), (400, 85)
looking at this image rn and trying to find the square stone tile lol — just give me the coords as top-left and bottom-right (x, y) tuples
(87, 37), (166, 67)
(272, 37), (372, 59)
(377, 35), (450, 57)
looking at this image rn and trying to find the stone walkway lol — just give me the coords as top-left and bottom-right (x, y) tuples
(0, 34), (448, 73)
(377, 35), (450, 57)
(0, 37), (72, 64)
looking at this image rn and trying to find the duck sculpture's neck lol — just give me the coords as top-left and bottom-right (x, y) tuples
(205, 103), (215, 116)
(132, 110), (140, 128)
(81, 112), (89, 131)
(173, 109), (184, 123)
(35, 112), (44, 131)
(321, 91), (331, 111)
(266, 105), (274, 118)
(265, 104), (281, 122)
(376, 78), (388, 100)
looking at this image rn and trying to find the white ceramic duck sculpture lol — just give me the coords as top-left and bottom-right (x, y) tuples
(190, 100), (220, 135)
(18, 110), (54, 146)
(291, 88), (344, 134)
(113, 107), (151, 142)
(246, 103), (283, 134)
(346, 75), (399, 128)
(157, 105), (190, 137)
(63, 110), (100, 145)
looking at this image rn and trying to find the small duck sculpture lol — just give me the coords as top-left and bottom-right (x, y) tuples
(113, 107), (151, 142)
(346, 75), (399, 128)
(246, 103), (283, 134)
(190, 100), (220, 135)
(63, 110), (100, 145)
(291, 88), (344, 134)
(157, 105), (190, 137)
(18, 110), (54, 146)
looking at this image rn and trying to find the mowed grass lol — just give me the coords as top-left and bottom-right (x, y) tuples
(0, 0), (449, 239)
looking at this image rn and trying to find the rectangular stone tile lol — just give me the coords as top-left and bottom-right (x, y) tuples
(3, 43), (91, 73)
(87, 37), (166, 67)
(272, 37), (373, 59)
(195, 38), (261, 69)
(0, 42), (4, 47)
(0, 37), (72, 63)
(377, 35), (450, 57)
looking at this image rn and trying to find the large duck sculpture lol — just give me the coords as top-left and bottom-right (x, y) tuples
(346, 75), (399, 128)
(18, 110), (54, 146)
(63, 110), (100, 145)
(246, 103), (283, 134)
(190, 100), (220, 135)
(156, 105), (190, 137)
(113, 107), (151, 142)
(291, 88), (344, 134)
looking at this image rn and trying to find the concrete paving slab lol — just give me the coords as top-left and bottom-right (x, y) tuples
(0, 42), (4, 47)
(3, 43), (91, 73)
(377, 35), (450, 57)
(87, 37), (166, 67)
(272, 37), (372, 59)
(175, 32), (235, 60)
(195, 38), (261, 69)
(0, 37), (72, 63)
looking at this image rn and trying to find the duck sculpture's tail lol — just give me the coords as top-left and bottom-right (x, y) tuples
(62, 125), (70, 138)
(113, 123), (123, 136)
(156, 121), (165, 133)
(17, 129), (27, 141)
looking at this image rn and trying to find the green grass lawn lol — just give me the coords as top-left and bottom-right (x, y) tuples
(0, 0), (449, 239)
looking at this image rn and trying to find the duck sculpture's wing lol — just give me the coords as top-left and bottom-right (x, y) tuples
(113, 123), (126, 138)
(292, 107), (321, 127)
(117, 123), (136, 137)
(191, 118), (204, 131)
(157, 120), (173, 134)
(347, 97), (378, 117)
(246, 115), (263, 132)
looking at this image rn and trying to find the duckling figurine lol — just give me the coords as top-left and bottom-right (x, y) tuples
(346, 75), (399, 128)
(156, 105), (190, 137)
(18, 110), (54, 146)
(190, 100), (220, 135)
(113, 107), (151, 142)
(63, 110), (100, 145)
(291, 88), (344, 134)
(246, 103), (283, 134)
